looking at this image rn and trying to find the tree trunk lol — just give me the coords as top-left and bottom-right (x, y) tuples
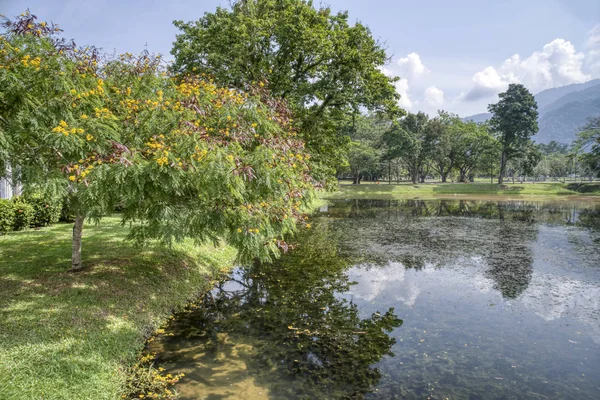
(441, 173), (447, 183)
(498, 151), (507, 184)
(71, 214), (85, 271)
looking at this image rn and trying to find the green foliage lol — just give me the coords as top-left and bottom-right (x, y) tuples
(347, 141), (380, 183)
(538, 141), (570, 156)
(171, 0), (402, 180)
(455, 121), (499, 182)
(0, 199), (15, 233)
(383, 112), (431, 183)
(1, 12), (317, 265)
(10, 197), (34, 230)
(26, 193), (62, 227)
(488, 84), (539, 182)
(576, 116), (600, 177)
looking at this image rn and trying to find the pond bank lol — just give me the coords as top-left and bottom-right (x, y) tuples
(0, 217), (236, 400)
(324, 182), (600, 201)
(146, 199), (600, 399)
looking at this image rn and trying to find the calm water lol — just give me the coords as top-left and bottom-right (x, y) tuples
(148, 199), (600, 399)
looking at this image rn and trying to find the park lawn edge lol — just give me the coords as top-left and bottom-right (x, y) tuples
(321, 182), (600, 201)
(0, 216), (237, 400)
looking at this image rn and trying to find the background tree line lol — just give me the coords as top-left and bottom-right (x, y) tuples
(339, 84), (600, 184)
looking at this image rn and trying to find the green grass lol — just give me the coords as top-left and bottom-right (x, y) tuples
(0, 217), (236, 400)
(323, 181), (600, 200)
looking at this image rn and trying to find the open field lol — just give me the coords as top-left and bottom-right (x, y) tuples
(323, 181), (600, 201)
(0, 217), (236, 400)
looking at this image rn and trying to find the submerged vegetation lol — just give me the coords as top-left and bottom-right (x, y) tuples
(146, 199), (600, 399)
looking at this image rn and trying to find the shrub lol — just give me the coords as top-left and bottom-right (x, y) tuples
(59, 197), (75, 223)
(27, 194), (62, 227)
(0, 199), (16, 234)
(11, 197), (34, 231)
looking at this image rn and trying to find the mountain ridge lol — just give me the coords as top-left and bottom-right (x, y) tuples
(462, 79), (600, 144)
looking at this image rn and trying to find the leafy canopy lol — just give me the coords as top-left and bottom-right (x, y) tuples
(0, 11), (317, 262)
(170, 0), (402, 181)
(488, 83), (538, 157)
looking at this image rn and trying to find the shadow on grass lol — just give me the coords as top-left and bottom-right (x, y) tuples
(0, 218), (234, 399)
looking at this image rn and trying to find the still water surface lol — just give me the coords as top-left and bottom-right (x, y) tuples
(148, 199), (600, 399)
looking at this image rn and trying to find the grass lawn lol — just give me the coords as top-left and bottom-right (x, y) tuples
(0, 217), (236, 400)
(324, 181), (600, 200)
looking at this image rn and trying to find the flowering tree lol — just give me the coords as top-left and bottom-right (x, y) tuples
(0, 12), (317, 270)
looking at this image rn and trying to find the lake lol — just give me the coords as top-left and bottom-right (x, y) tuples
(147, 199), (600, 399)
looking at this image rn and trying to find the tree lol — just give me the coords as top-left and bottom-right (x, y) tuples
(488, 84), (538, 184)
(426, 111), (463, 182)
(383, 112), (430, 184)
(575, 116), (600, 178)
(0, 12), (316, 270)
(454, 121), (497, 182)
(347, 141), (379, 184)
(170, 0), (402, 182)
(505, 143), (542, 182)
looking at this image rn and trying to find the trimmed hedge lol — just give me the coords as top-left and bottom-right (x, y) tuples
(0, 199), (15, 233)
(0, 194), (63, 233)
(28, 194), (62, 227)
(11, 198), (35, 231)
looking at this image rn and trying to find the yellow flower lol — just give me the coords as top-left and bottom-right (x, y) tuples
(237, 228), (242, 233)
(86, 134), (94, 141)
(68, 175), (76, 181)
(81, 114), (88, 119)
(70, 89), (77, 95)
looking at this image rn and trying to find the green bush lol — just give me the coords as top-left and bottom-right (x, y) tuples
(27, 194), (62, 227)
(0, 199), (15, 234)
(11, 197), (34, 231)
(60, 197), (75, 223)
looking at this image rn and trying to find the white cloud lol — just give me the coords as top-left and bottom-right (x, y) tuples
(424, 86), (444, 107)
(395, 79), (414, 109)
(396, 52), (429, 79)
(381, 65), (414, 110)
(464, 38), (591, 101)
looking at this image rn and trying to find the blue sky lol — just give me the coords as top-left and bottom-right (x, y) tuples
(3, 0), (600, 116)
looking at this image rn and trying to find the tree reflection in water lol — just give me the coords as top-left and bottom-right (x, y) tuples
(153, 225), (402, 400)
(330, 199), (600, 299)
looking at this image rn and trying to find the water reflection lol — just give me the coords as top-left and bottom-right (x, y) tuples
(150, 199), (600, 399)
(149, 225), (402, 400)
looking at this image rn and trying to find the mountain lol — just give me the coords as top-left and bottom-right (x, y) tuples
(463, 112), (491, 124)
(534, 79), (600, 111)
(462, 79), (600, 144)
(537, 96), (600, 143)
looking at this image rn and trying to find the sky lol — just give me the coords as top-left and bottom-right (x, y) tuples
(3, 0), (600, 116)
